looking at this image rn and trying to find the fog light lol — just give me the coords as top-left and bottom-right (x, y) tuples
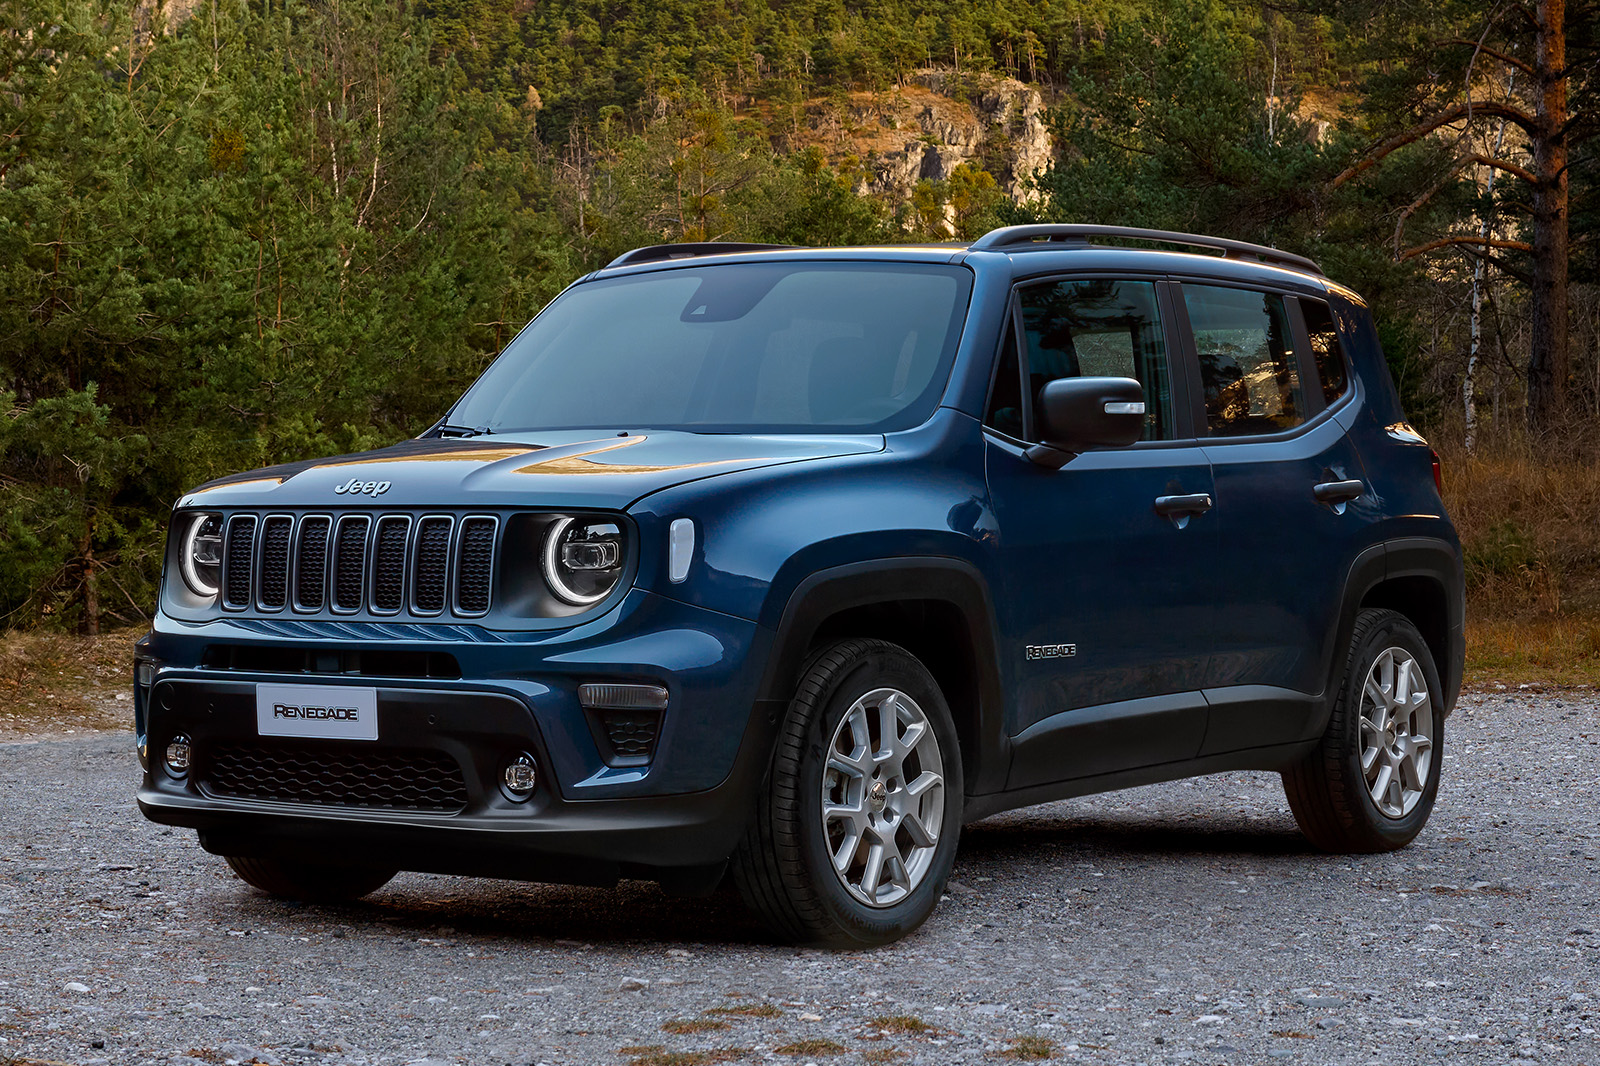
(164, 734), (193, 778)
(501, 752), (538, 800)
(137, 660), (156, 688)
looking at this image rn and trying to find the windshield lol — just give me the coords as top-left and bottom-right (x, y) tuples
(447, 261), (973, 434)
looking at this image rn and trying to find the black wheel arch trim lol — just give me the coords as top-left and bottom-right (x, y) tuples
(756, 557), (1009, 796)
(1332, 536), (1465, 719)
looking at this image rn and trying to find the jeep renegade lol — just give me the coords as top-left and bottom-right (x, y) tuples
(135, 225), (1465, 946)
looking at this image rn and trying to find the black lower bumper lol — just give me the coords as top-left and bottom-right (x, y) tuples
(138, 675), (772, 889)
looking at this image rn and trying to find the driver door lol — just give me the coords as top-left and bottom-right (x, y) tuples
(985, 276), (1218, 789)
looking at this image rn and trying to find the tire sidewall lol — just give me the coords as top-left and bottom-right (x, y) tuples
(792, 646), (964, 945)
(1340, 614), (1445, 846)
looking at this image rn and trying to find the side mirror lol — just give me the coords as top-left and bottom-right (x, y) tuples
(1026, 376), (1146, 468)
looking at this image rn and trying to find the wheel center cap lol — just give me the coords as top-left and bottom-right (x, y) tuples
(868, 779), (888, 813)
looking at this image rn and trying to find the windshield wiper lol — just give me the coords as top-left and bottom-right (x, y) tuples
(432, 423), (492, 439)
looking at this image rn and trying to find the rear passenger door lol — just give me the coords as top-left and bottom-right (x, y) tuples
(1174, 282), (1371, 755)
(984, 276), (1218, 790)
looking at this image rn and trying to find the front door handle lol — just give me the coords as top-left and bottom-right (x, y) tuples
(1154, 493), (1213, 517)
(1313, 479), (1365, 504)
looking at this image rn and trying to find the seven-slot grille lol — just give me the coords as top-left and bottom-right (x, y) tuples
(218, 512), (497, 617)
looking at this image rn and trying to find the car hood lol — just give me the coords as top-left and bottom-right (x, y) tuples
(178, 430), (885, 511)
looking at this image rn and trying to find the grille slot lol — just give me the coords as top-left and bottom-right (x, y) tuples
(455, 517), (497, 614)
(222, 516), (257, 609)
(258, 517), (293, 609)
(295, 516), (331, 609)
(371, 516), (411, 613)
(201, 741), (467, 812)
(412, 517), (452, 613)
(332, 516), (371, 612)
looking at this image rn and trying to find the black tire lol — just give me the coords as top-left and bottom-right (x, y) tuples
(225, 855), (396, 903)
(732, 639), (964, 947)
(1283, 608), (1444, 853)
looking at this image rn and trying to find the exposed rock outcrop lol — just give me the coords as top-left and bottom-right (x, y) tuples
(781, 71), (1052, 204)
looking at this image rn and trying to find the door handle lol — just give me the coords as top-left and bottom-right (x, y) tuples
(1154, 493), (1213, 517)
(1313, 479), (1365, 504)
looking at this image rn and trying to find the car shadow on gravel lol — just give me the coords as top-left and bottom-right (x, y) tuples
(212, 877), (783, 948)
(958, 810), (1317, 861)
(195, 809), (1317, 948)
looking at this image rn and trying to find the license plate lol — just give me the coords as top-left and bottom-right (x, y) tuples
(256, 684), (379, 741)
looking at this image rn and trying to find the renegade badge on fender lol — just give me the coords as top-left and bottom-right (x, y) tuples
(135, 226), (1465, 946)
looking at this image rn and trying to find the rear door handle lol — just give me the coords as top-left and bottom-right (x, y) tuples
(1313, 479), (1365, 504)
(1154, 493), (1213, 516)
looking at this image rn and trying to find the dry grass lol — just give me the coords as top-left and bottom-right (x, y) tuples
(704, 1004), (782, 1019)
(0, 628), (138, 738)
(1439, 443), (1600, 687)
(1440, 442), (1600, 614)
(772, 1039), (847, 1056)
(1465, 614), (1600, 688)
(997, 1035), (1056, 1060)
(870, 1015), (937, 1035)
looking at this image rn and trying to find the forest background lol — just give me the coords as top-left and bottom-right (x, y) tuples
(0, 0), (1596, 685)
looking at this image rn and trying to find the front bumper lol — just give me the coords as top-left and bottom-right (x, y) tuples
(135, 588), (779, 881)
(136, 683), (770, 882)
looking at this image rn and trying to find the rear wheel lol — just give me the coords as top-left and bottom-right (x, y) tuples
(226, 856), (396, 903)
(732, 639), (963, 946)
(1283, 608), (1444, 852)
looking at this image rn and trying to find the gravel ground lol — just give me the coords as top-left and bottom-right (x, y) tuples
(0, 692), (1596, 1066)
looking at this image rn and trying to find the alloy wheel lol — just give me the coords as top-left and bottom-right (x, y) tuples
(819, 686), (946, 907)
(1358, 647), (1435, 818)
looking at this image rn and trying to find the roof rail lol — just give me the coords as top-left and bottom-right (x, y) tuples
(969, 224), (1322, 276)
(605, 242), (798, 269)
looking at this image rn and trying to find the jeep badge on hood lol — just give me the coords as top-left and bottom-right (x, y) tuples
(334, 477), (391, 496)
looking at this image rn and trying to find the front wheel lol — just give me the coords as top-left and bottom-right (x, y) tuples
(732, 639), (964, 946)
(226, 855), (397, 903)
(1283, 608), (1444, 852)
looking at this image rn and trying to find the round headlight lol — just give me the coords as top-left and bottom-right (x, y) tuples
(542, 516), (624, 606)
(180, 513), (224, 597)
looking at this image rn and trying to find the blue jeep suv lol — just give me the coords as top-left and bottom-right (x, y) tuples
(135, 225), (1465, 946)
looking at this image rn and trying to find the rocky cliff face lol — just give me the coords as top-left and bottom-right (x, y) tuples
(782, 71), (1053, 206)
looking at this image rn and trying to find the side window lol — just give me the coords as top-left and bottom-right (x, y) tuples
(1299, 297), (1349, 405)
(1183, 284), (1306, 437)
(984, 320), (1025, 439)
(1015, 278), (1173, 441)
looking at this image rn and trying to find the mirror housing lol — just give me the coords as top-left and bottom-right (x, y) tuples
(1025, 376), (1147, 468)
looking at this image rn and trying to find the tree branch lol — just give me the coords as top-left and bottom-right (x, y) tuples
(1398, 237), (1534, 284)
(1331, 100), (1540, 188)
(1445, 39), (1535, 76)
(1467, 153), (1539, 184)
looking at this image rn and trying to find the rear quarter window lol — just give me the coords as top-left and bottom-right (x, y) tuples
(1299, 297), (1350, 406)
